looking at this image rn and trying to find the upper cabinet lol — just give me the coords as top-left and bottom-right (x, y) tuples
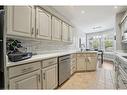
(36, 7), (51, 40)
(52, 16), (62, 41)
(62, 22), (69, 42)
(69, 26), (73, 43)
(62, 22), (73, 43)
(6, 6), (73, 43)
(7, 6), (35, 38)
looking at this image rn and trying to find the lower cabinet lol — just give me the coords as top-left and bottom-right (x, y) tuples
(70, 54), (77, 75)
(86, 54), (97, 71)
(70, 61), (76, 75)
(76, 54), (86, 71)
(42, 64), (58, 89)
(9, 70), (41, 89)
(76, 53), (97, 71)
(8, 58), (58, 89)
(8, 52), (97, 89)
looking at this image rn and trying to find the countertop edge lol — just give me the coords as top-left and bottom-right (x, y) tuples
(6, 51), (98, 67)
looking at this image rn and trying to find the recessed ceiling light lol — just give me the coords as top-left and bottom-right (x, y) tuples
(114, 6), (118, 9)
(81, 10), (85, 14)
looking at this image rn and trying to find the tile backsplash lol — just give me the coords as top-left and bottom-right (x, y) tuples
(6, 36), (79, 54)
(22, 40), (79, 54)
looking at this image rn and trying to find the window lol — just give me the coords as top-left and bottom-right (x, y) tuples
(86, 30), (115, 52)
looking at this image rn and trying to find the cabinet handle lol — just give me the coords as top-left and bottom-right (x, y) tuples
(36, 29), (39, 35)
(38, 74), (40, 82)
(43, 73), (45, 80)
(22, 67), (33, 73)
(31, 28), (34, 35)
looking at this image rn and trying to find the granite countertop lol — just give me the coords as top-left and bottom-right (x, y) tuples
(115, 52), (127, 64)
(76, 51), (98, 53)
(6, 50), (99, 67)
(6, 50), (77, 67)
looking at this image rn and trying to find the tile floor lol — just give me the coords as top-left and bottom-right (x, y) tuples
(58, 61), (116, 89)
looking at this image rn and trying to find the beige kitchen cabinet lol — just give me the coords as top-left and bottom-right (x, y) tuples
(76, 54), (87, 71)
(85, 53), (97, 71)
(68, 26), (73, 43)
(36, 7), (51, 40)
(62, 22), (69, 42)
(9, 70), (41, 89)
(71, 62), (76, 74)
(41, 58), (58, 89)
(52, 16), (62, 41)
(8, 61), (41, 89)
(70, 54), (77, 75)
(42, 64), (58, 89)
(7, 6), (35, 38)
(76, 53), (97, 71)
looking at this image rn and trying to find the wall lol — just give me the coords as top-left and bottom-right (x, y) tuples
(115, 11), (124, 50)
(115, 11), (127, 52)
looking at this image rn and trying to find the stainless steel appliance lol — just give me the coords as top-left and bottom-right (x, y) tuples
(0, 7), (5, 89)
(58, 55), (71, 85)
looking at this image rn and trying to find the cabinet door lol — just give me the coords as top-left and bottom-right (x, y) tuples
(76, 56), (86, 71)
(86, 57), (96, 70)
(7, 6), (35, 38)
(71, 61), (76, 75)
(52, 16), (62, 41)
(36, 8), (51, 40)
(42, 64), (58, 89)
(62, 22), (69, 42)
(68, 26), (73, 43)
(9, 70), (41, 89)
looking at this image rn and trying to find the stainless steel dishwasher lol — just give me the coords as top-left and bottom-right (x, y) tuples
(58, 54), (71, 85)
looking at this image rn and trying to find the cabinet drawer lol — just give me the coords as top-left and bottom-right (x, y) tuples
(9, 62), (41, 78)
(42, 58), (57, 68)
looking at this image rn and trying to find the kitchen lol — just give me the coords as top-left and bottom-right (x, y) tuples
(0, 5), (127, 90)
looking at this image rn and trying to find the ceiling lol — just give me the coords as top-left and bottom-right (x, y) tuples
(52, 6), (127, 33)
